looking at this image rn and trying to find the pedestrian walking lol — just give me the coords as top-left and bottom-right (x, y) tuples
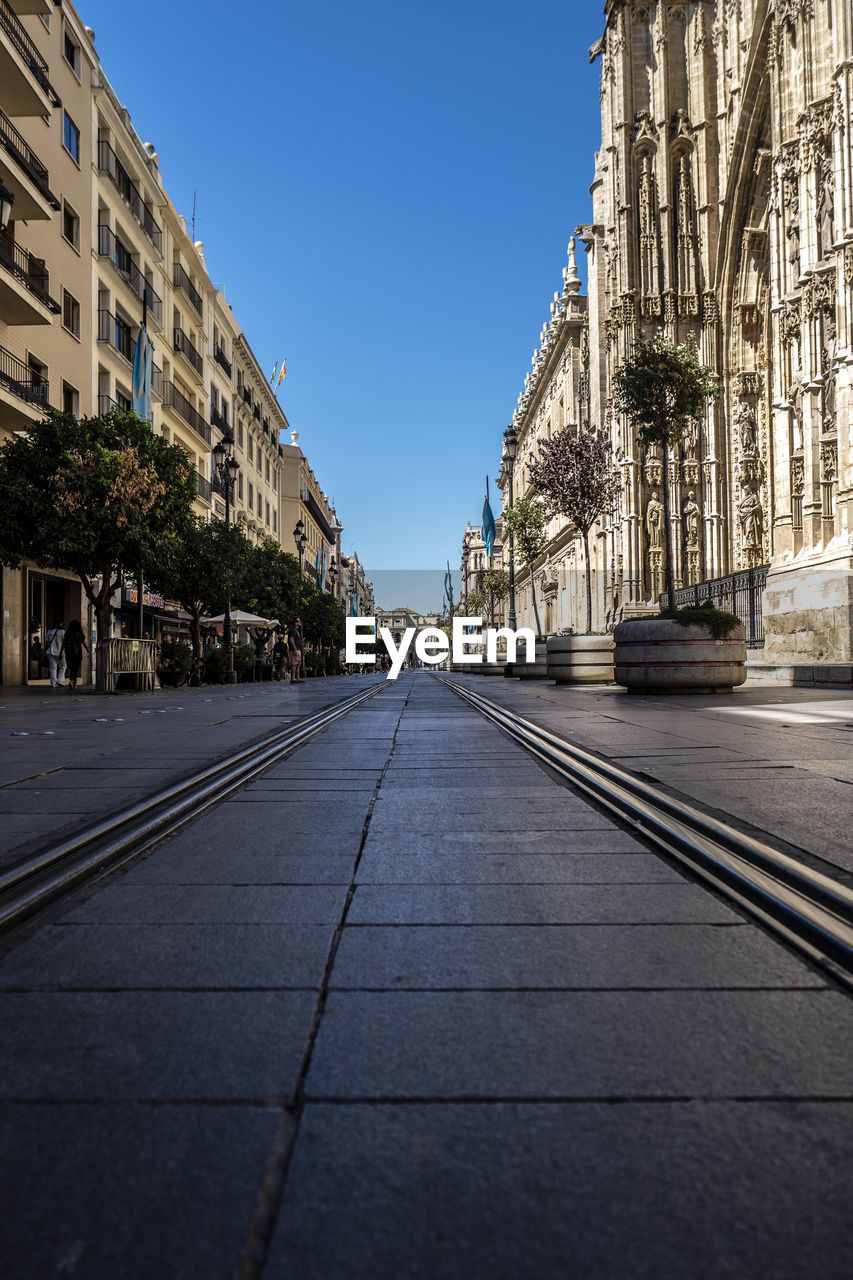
(44, 621), (66, 688)
(287, 617), (304, 683)
(61, 619), (88, 691)
(272, 633), (287, 681)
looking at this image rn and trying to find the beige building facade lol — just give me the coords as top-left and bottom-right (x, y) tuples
(495, 1), (852, 669)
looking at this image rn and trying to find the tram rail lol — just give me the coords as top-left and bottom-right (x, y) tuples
(0, 680), (384, 936)
(442, 675), (853, 990)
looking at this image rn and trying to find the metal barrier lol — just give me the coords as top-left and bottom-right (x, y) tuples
(661, 565), (769, 649)
(96, 638), (157, 692)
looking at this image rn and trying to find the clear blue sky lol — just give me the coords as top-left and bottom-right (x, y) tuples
(80, 0), (605, 594)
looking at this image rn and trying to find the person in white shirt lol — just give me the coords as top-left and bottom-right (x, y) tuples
(44, 622), (67, 688)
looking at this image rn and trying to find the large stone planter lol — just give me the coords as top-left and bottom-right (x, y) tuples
(613, 619), (747, 693)
(546, 634), (615, 684)
(516, 641), (549, 680)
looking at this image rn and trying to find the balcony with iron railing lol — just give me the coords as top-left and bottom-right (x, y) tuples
(252, 404), (260, 421)
(213, 343), (232, 379)
(151, 362), (162, 398)
(0, 341), (48, 413)
(173, 262), (203, 316)
(98, 140), (162, 252)
(196, 471), (212, 502)
(97, 224), (163, 323)
(173, 326), (203, 378)
(0, 106), (59, 216)
(0, 227), (59, 323)
(0, 0), (61, 112)
(162, 379), (211, 444)
(97, 308), (134, 363)
(209, 403), (229, 432)
(98, 393), (118, 415)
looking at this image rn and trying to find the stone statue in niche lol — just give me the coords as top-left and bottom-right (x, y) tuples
(738, 489), (763, 550)
(682, 491), (700, 547)
(822, 310), (837, 431)
(646, 491), (663, 548)
(817, 157), (834, 258)
(737, 403), (758, 456)
(786, 192), (800, 275)
(788, 371), (804, 452)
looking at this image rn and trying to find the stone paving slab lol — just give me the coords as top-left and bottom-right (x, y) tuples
(119, 850), (356, 884)
(266, 1101), (853, 1280)
(329, 923), (821, 990)
(0, 922), (336, 989)
(359, 828), (649, 855)
(62, 883), (348, 924)
(355, 850), (679, 883)
(306, 989), (853, 1098)
(368, 801), (621, 833)
(0, 1103), (277, 1280)
(0, 990), (316, 1100)
(346, 883), (739, 925)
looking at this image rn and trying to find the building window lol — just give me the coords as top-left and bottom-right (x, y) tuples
(236, 422), (243, 449)
(62, 201), (80, 251)
(265, 458), (270, 482)
(62, 290), (80, 338)
(273, 509), (277, 533)
(248, 482), (254, 508)
(63, 30), (81, 77)
(266, 500), (270, 526)
(62, 381), (79, 416)
(247, 436), (253, 463)
(63, 113), (80, 164)
(238, 472), (243, 500)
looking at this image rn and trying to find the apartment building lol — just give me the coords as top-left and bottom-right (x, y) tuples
(0, 0), (93, 681)
(280, 430), (340, 588)
(0, 0), (345, 683)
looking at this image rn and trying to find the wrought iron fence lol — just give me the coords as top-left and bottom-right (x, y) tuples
(661, 565), (769, 649)
(173, 262), (203, 316)
(173, 326), (203, 376)
(0, 106), (58, 207)
(97, 141), (162, 251)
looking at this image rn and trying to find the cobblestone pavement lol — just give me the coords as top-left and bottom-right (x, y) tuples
(0, 672), (851, 1278)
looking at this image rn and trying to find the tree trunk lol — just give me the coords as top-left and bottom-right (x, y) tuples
(661, 443), (677, 611)
(530, 570), (542, 638)
(189, 607), (202, 686)
(582, 526), (593, 635)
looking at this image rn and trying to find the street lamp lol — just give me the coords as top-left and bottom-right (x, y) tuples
(328, 555), (337, 594)
(0, 176), (15, 234)
(213, 436), (240, 684)
(503, 424), (518, 631)
(293, 518), (307, 571)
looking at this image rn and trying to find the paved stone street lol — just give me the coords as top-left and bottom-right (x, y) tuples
(0, 673), (852, 1278)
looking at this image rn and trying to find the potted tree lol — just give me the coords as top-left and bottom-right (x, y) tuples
(612, 331), (746, 692)
(528, 425), (620, 684)
(501, 496), (548, 677)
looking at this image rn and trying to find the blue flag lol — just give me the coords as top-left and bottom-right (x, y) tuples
(482, 476), (496, 558)
(314, 548), (327, 590)
(131, 324), (153, 422)
(350, 592), (359, 617)
(444, 560), (454, 608)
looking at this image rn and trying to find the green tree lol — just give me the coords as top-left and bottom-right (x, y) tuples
(613, 331), (717, 609)
(146, 517), (253, 680)
(240, 539), (306, 628)
(482, 568), (509, 608)
(501, 497), (548, 636)
(0, 409), (195, 637)
(528, 426), (619, 634)
(302, 590), (346, 659)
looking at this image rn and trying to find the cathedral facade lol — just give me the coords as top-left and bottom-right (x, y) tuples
(503, 1), (851, 670)
(582, 0), (852, 666)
